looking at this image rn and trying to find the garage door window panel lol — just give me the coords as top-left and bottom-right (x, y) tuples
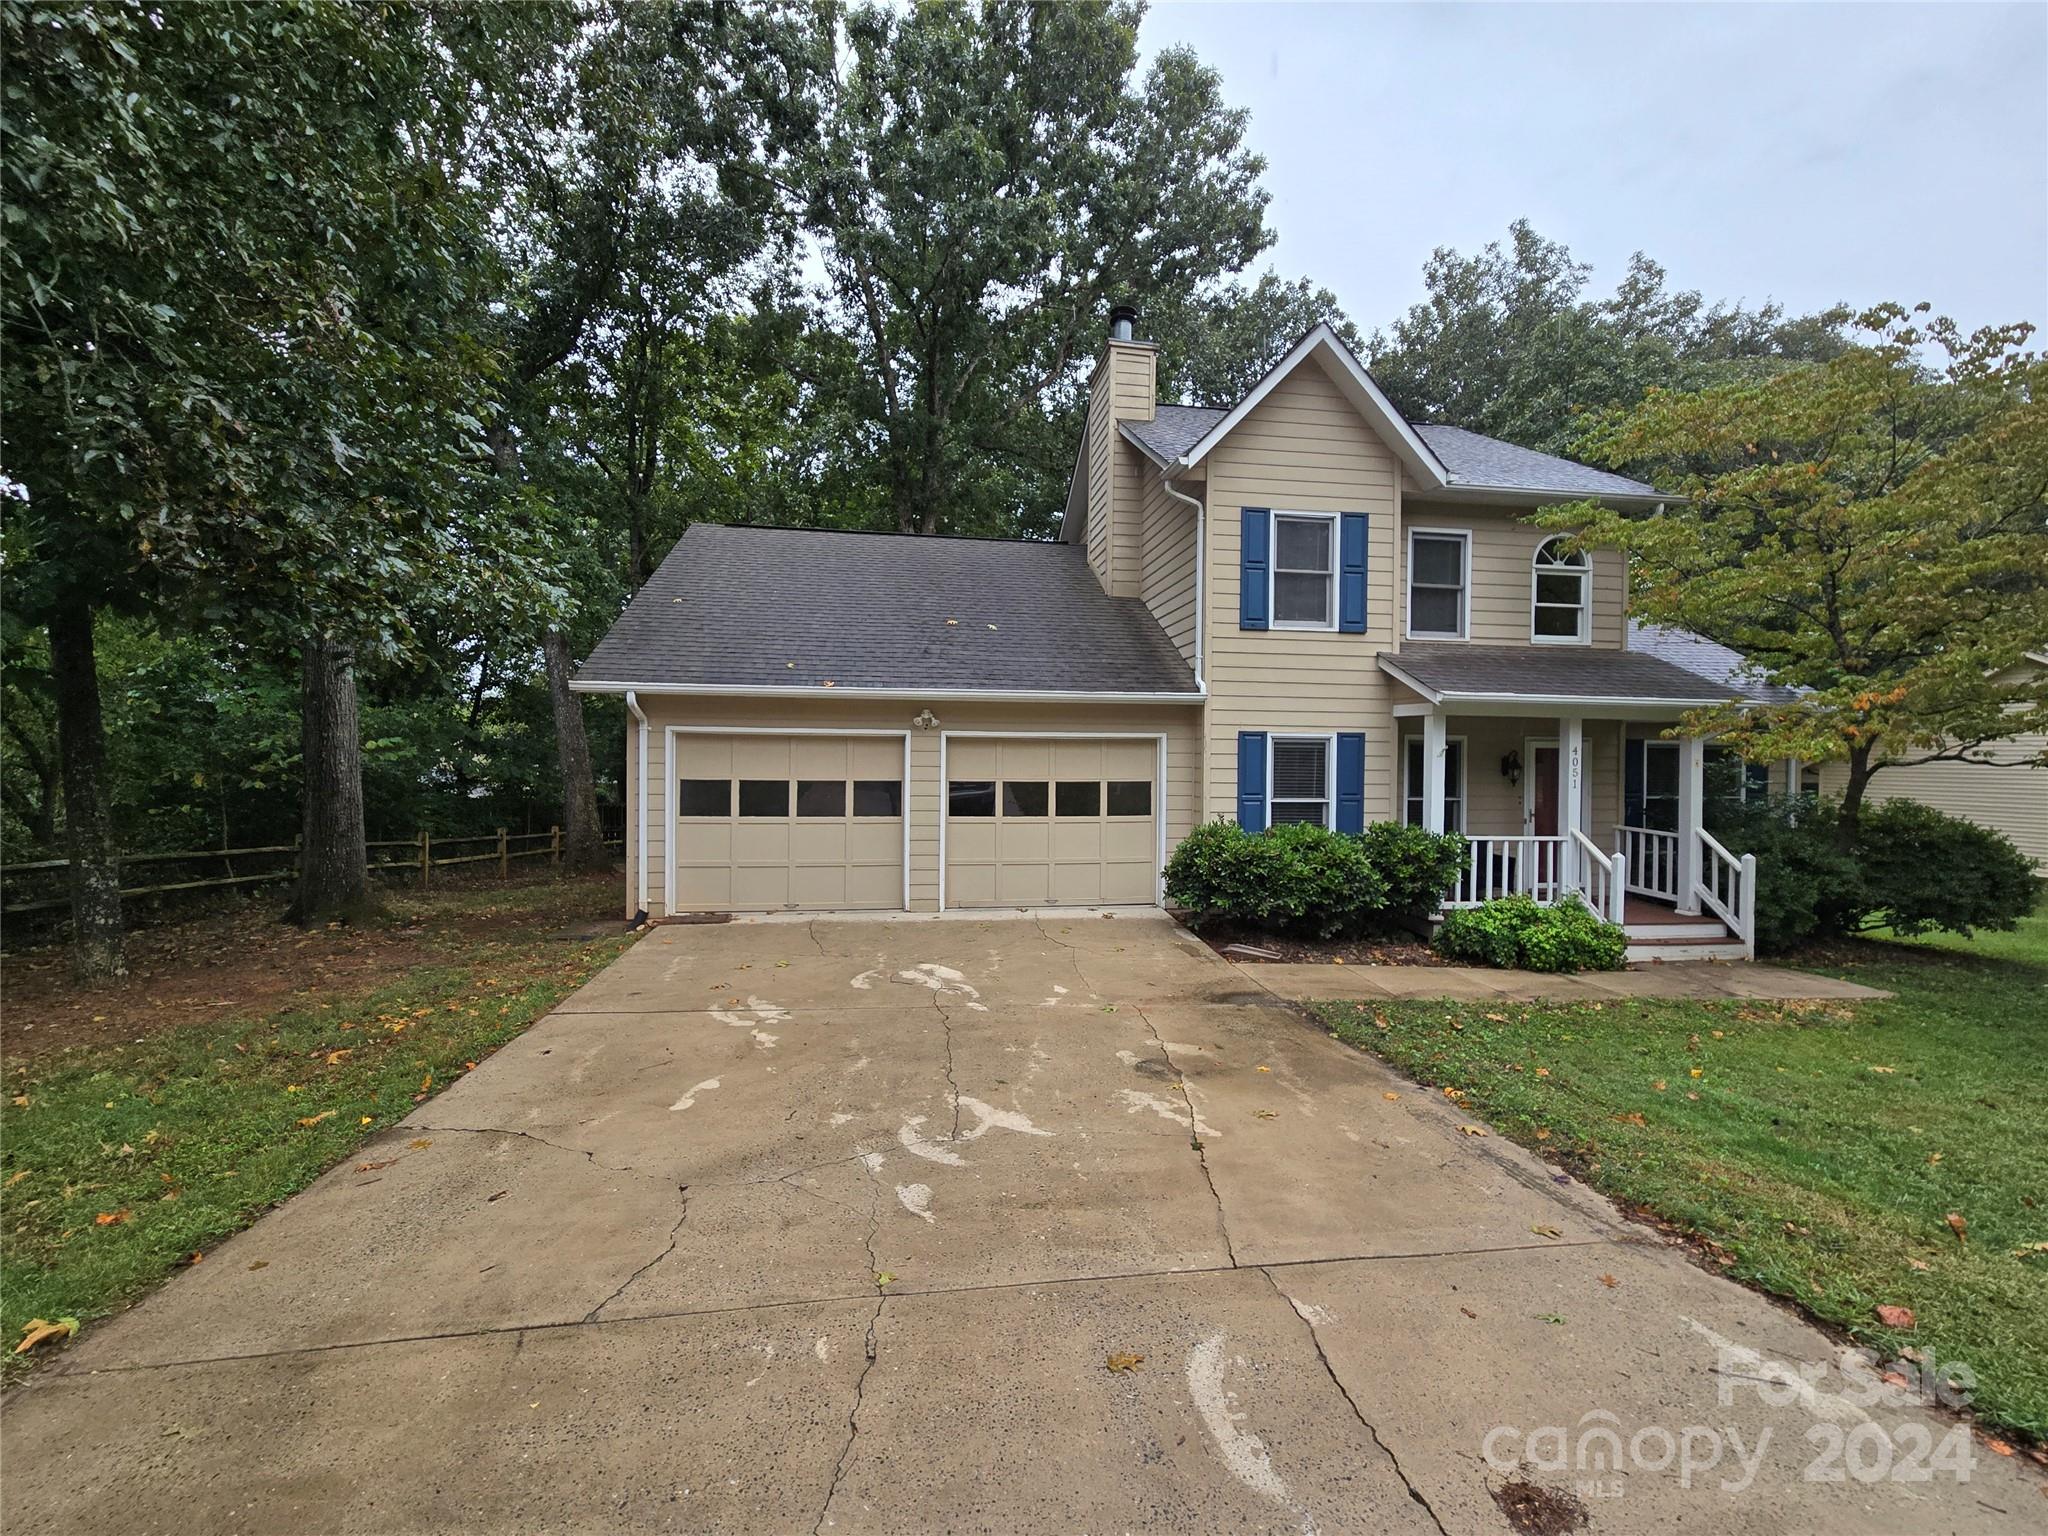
(1055, 781), (1101, 817)
(1106, 780), (1151, 817)
(853, 780), (902, 817)
(949, 781), (996, 817)
(795, 780), (846, 817)
(1003, 781), (1050, 817)
(678, 779), (730, 818)
(738, 780), (788, 817)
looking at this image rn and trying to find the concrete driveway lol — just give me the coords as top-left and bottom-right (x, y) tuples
(4, 915), (2036, 1534)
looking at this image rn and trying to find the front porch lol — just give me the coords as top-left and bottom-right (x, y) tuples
(1378, 645), (1765, 963)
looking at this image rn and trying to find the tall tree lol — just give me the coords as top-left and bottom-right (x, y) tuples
(1548, 304), (2048, 841)
(1368, 220), (1850, 455)
(799, 0), (1271, 537)
(1147, 271), (1360, 406)
(492, 0), (818, 871)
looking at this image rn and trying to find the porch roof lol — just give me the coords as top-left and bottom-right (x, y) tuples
(1378, 642), (1736, 712)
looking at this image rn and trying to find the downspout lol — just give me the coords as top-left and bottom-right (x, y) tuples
(624, 690), (649, 922)
(1159, 466), (1206, 692)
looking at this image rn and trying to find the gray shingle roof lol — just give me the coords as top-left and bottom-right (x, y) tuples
(1627, 621), (1805, 704)
(1379, 642), (1738, 705)
(1123, 407), (1658, 503)
(1121, 404), (1227, 463)
(576, 524), (1198, 694)
(1416, 425), (1660, 500)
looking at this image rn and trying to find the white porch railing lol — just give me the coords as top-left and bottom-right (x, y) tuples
(1446, 835), (1567, 907)
(1571, 829), (1628, 922)
(1616, 825), (1680, 902)
(1697, 829), (1757, 959)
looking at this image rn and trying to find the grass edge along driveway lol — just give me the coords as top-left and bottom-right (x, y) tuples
(1312, 915), (2048, 1442)
(1, 879), (633, 1382)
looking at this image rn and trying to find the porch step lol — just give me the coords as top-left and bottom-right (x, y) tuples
(1624, 927), (1747, 964)
(1622, 918), (1730, 942)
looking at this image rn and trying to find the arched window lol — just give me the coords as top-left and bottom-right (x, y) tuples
(1532, 537), (1589, 643)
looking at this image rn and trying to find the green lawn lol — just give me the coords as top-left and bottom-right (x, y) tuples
(1, 877), (633, 1378)
(1313, 906), (2048, 1438)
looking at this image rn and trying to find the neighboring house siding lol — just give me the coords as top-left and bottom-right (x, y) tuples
(624, 695), (1201, 917)
(1203, 359), (1403, 821)
(1398, 499), (1626, 648)
(1138, 470), (1198, 665)
(1816, 737), (2048, 869)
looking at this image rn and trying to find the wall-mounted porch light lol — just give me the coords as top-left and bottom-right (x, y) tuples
(1500, 750), (1523, 788)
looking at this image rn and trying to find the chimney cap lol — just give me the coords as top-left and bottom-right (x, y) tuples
(1108, 303), (1140, 342)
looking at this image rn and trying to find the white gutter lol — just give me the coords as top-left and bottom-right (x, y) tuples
(1157, 467), (1206, 691)
(571, 681), (1205, 703)
(624, 689), (649, 919)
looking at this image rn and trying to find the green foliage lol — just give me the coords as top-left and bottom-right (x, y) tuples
(1357, 822), (1470, 919)
(1163, 821), (1387, 939)
(1709, 796), (2038, 952)
(796, 0), (1272, 536)
(1433, 894), (1626, 973)
(1545, 305), (2048, 820)
(1149, 271), (1361, 407)
(1367, 220), (1848, 457)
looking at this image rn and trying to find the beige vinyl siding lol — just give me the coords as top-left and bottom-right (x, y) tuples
(625, 695), (1200, 915)
(1203, 358), (1402, 821)
(1085, 362), (1113, 591)
(1398, 500), (1626, 649)
(1082, 341), (1157, 597)
(1816, 738), (2048, 869)
(1138, 469), (1198, 664)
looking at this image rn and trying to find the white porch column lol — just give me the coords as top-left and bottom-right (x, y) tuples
(1420, 711), (1447, 835)
(1782, 757), (1803, 799)
(1676, 735), (1705, 914)
(1561, 716), (1584, 892)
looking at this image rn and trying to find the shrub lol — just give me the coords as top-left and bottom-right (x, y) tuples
(1433, 893), (1626, 973)
(1162, 820), (1386, 938)
(1854, 799), (2038, 938)
(1358, 822), (1469, 919)
(1708, 795), (2036, 950)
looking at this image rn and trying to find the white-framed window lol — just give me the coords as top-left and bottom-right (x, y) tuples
(1406, 528), (1469, 638)
(1270, 511), (1338, 629)
(1531, 536), (1590, 644)
(1704, 745), (1769, 804)
(1269, 734), (1334, 827)
(1402, 736), (1466, 831)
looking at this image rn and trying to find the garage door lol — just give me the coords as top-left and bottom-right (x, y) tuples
(673, 734), (905, 911)
(945, 737), (1159, 908)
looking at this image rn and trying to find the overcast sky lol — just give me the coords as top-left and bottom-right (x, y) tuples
(1137, 1), (2048, 342)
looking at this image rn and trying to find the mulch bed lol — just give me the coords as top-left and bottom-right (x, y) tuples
(1192, 923), (1446, 967)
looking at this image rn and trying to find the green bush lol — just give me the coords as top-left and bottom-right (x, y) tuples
(1359, 822), (1470, 918)
(1855, 799), (2038, 938)
(1707, 795), (2037, 951)
(1162, 820), (1390, 938)
(1433, 893), (1627, 972)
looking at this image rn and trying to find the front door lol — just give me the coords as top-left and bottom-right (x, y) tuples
(1529, 744), (1560, 837)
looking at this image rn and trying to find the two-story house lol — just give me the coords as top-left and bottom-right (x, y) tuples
(575, 314), (1768, 958)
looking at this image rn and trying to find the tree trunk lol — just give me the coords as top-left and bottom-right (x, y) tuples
(47, 605), (124, 979)
(544, 628), (607, 871)
(292, 634), (372, 925)
(1836, 740), (1875, 851)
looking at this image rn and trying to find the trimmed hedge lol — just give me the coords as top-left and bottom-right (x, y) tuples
(1433, 893), (1627, 973)
(1162, 820), (1465, 939)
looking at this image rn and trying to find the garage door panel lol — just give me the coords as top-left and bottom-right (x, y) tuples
(946, 735), (1159, 910)
(673, 734), (903, 912)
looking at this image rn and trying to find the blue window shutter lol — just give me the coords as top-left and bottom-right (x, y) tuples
(1335, 733), (1366, 833)
(1236, 732), (1268, 831)
(1338, 513), (1368, 633)
(1624, 739), (1646, 824)
(1239, 509), (1270, 630)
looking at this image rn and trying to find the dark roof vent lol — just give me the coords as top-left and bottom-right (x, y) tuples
(1108, 303), (1139, 342)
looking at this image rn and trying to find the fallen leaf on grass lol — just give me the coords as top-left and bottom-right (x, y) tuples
(1611, 1111), (1647, 1127)
(1927, 1152), (1942, 1164)
(1986, 1438), (2014, 1457)
(874, 1271), (896, 1288)
(1945, 1212), (1969, 1246)
(1458, 1124), (1487, 1137)
(15, 1318), (77, 1354)
(1874, 1304), (1916, 1330)
(1598, 1274), (1619, 1289)
(1484, 1012), (1508, 1023)
(4, 1170), (28, 1188)
(1652, 1080), (1667, 1092)
(1688, 1068), (1703, 1079)
(1907, 1257), (1931, 1271)
(356, 1158), (397, 1172)
(296, 1110), (336, 1127)
(1534, 1128), (1551, 1140)
(1105, 1351), (1144, 1373)
(324, 1049), (351, 1066)
(1533, 1067), (1550, 1079)
(1869, 1065), (1897, 1075)
(409, 1138), (433, 1150)
(1382, 1091), (1399, 1101)
(94, 1210), (130, 1226)
(2011, 1242), (2048, 1259)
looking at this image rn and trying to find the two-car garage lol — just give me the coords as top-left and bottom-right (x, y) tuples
(667, 730), (1164, 914)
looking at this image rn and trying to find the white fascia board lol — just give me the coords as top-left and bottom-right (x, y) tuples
(1174, 323), (1450, 490)
(1375, 655), (1732, 716)
(1422, 483), (1671, 510)
(570, 680), (1206, 704)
